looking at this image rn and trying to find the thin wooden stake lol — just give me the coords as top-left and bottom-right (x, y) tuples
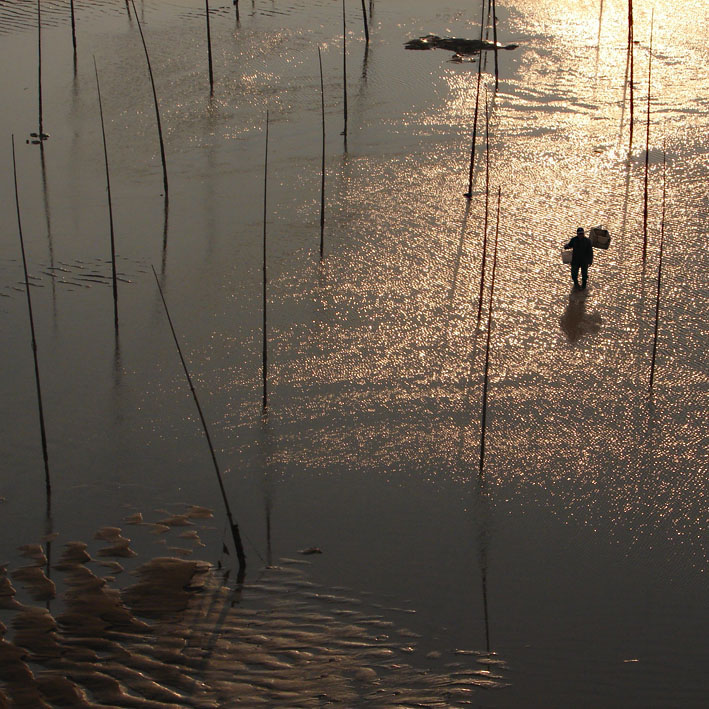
(360, 0), (369, 43)
(476, 91), (491, 326)
(70, 0), (77, 54)
(483, 0), (492, 70)
(649, 148), (666, 391)
(464, 0), (486, 199)
(481, 537), (491, 652)
(597, 0), (604, 47)
(37, 0), (44, 138)
(151, 266), (246, 571)
(234, 0), (240, 23)
(130, 0), (169, 199)
(94, 58), (119, 329)
(262, 111), (269, 412)
(492, 0), (499, 91)
(642, 11), (654, 260)
(11, 135), (51, 501)
(318, 48), (326, 259)
(205, 0), (214, 94)
(627, 0), (634, 151)
(618, 19), (630, 149)
(479, 187), (501, 477)
(341, 0), (348, 140)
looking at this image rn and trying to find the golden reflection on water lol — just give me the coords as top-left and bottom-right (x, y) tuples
(237, 0), (709, 565)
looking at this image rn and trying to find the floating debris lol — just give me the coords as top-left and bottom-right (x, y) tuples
(405, 34), (518, 54)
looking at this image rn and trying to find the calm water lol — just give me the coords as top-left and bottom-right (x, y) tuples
(1, 0), (707, 705)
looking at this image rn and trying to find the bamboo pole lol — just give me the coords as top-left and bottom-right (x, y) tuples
(265, 499), (272, 566)
(476, 91), (491, 327)
(481, 549), (490, 652)
(642, 11), (654, 261)
(318, 48), (326, 259)
(479, 187), (501, 477)
(11, 135), (51, 501)
(597, 0), (604, 47)
(360, 0), (369, 43)
(649, 148), (666, 391)
(341, 0), (348, 141)
(151, 266), (246, 571)
(205, 0), (214, 94)
(618, 24), (630, 150)
(483, 0), (492, 70)
(160, 199), (170, 275)
(627, 0), (634, 151)
(70, 0), (77, 54)
(94, 58), (119, 329)
(491, 0), (499, 91)
(37, 0), (44, 139)
(130, 0), (169, 199)
(464, 0), (486, 199)
(262, 111), (269, 412)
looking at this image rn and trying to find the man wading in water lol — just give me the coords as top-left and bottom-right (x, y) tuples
(564, 227), (594, 290)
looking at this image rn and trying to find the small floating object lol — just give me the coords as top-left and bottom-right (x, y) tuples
(299, 547), (323, 555)
(405, 34), (518, 54)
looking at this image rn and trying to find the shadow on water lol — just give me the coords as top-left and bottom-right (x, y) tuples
(559, 289), (602, 343)
(111, 329), (124, 425)
(260, 415), (276, 567)
(43, 507), (54, 613)
(449, 200), (472, 304)
(592, 0), (605, 92)
(203, 100), (219, 263)
(159, 197), (170, 277)
(39, 142), (57, 324)
(473, 473), (492, 655)
(360, 41), (370, 85)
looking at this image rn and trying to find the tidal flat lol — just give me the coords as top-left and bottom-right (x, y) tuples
(0, 0), (707, 705)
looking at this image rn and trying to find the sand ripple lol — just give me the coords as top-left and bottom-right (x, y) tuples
(0, 517), (507, 707)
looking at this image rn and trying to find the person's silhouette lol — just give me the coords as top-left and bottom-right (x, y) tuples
(563, 227), (594, 289)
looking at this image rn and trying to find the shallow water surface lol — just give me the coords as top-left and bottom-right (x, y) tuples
(1, 0), (707, 705)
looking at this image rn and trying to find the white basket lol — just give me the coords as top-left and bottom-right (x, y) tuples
(561, 249), (572, 264)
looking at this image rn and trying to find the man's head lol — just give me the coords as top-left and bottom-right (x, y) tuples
(577, 227), (585, 237)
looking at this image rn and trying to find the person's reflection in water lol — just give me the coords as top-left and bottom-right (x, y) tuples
(560, 289), (602, 343)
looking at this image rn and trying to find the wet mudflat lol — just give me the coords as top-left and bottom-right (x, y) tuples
(2, 509), (506, 706)
(0, 0), (707, 705)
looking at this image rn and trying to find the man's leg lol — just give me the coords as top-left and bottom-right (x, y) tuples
(571, 264), (580, 288)
(581, 264), (588, 289)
